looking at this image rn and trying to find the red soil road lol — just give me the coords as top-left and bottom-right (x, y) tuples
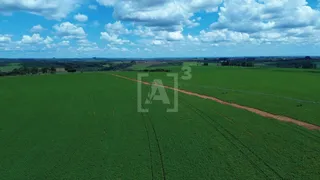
(112, 74), (320, 130)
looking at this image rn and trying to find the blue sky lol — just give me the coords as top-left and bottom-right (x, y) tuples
(0, 0), (320, 58)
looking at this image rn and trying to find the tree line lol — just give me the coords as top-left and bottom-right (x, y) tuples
(220, 60), (254, 67)
(275, 57), (317, 69)
(0, 67), (56, 77)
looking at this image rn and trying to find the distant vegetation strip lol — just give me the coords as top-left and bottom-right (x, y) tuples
(111, 74), (320, 130)
(1, 56), (319, 77)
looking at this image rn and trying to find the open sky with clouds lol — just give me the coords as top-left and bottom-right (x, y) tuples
(1, 0), (320, 58)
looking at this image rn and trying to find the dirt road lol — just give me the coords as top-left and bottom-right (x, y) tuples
(112, 74), (320, 130)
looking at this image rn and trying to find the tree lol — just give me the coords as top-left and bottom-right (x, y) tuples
(41, 67), (49, 74)
(12, 67), (30, 75)
(246, 62), (254, 67)
(301, 61), (314, 69)
(221, 60), (230, 66)
(50, 67), (56, 74)
(21, 67), (30, 74)
(203, 63), (209, 66)
(65, 66), (77, 73)
(11, 67), (29, 75)
(31, 67), (39, 74)
(305, 56), (312, 60)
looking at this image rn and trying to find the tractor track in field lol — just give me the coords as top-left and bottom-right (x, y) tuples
(111, 74), (320, 131)
(179, 96), (283, 179)
(140, 113), (154, 180)
(147, 113), (167, 180)
(140, 104), (167, 180)
(276, 118), (320, 145)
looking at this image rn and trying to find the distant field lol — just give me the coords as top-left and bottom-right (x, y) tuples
(130, 65), (320, 125)
(0, 63), (21, 72)
(0, 68), (319, 179)
(183, 62), (200, 66)
(179, 66), (320, 126)
(129, 63), (150, 70)
(183, 62), (217, 66)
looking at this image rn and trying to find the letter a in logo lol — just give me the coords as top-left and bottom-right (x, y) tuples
(145, 79), (170, 105)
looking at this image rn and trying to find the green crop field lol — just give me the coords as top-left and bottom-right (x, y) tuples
(0, 63), (21, 72)
(0, 67), (320, 179)
(129, 63), (151, 70)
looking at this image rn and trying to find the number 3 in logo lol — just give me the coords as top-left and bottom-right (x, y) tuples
(181, 66), (192, 80)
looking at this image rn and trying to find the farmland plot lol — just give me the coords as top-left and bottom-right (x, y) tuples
(0, 72), (319, 179)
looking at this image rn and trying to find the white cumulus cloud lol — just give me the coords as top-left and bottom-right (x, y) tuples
(100, 32), (129, 44)
(53, 22), (86, 39)
(211, 0), (320, 33)
(59, 40), (70, 46)
(0, 35), (11, 43)
(202, 0), (320, 45)
(30, 25), (45, 33)
(199, 29), (250, 43)
(105, 21), (130, 35)
(44, 36), (53, 44)
(152, 40), (165, 45)
(0, 0), (81, 20)
(187, 34), (199, 42)
(167, 31), (184, 41)
(74, 13), (88, 22)
(19, 34), (54, 45)
(20, 34), (44, 44)
(98, 0), (222, 31)
(97, 0), (117, 6)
